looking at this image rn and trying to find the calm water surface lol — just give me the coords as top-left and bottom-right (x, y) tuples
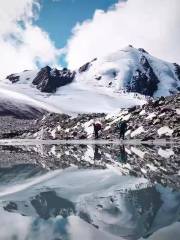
(0, 143), (179, 240)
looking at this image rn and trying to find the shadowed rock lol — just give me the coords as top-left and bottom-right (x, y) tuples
(32, 66), (75, 93)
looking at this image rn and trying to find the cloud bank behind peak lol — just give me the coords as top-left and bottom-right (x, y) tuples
(0, 0), (60, 78)
(66, 0), (180, 69)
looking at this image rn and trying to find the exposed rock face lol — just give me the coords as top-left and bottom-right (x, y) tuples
(79, 62), (91, 73)
(77, 47), (180, 97)
(174, 63), (180, 82)
(127, 55), (159, 96)
(32, 66), (75, 93)
(78, 58), (97, 73)
(4, 47), (180, 98)
(6, 74), (20, 83)
(138, 48), (148, 54)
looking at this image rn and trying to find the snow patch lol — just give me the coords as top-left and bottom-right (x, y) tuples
(141, 168), (147, 174)
(158, 148), (174, 158)
(122, 113), (131, 121)
(51, 129), (57, 139)
(139, 110), (146, 116)
(146, 164), (157, 172)
(131, 126), (145, 138)
(131, 147), (147, 159)
(125, 129), (131, 137)
(146, 112), (156, 120)
(157, 126), (174, 136)
(176, 108), (180, 115)
(83, 120), (94, 138)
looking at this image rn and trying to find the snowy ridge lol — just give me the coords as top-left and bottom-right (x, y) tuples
(0, 70), (147, 115)
(77, 46), (180, 97)
(0, 46), (179, 115)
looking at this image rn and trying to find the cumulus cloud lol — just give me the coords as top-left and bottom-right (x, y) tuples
(0, 0), (60, 78)
(66, 0), (180, 69)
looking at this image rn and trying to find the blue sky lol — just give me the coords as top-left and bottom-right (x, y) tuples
(1, 0), (179, 77)
(36, 0), (118, 49)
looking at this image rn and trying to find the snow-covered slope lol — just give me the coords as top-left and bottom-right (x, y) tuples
(0, 46), (179, 115)
(0, 69), (146, 115)
(77, 46), (180, 97)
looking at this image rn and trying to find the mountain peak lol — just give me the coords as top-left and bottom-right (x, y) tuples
(1, 47), (180, 114)
(76, 46), (180, 97)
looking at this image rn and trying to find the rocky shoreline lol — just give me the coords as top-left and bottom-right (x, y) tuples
(0, 93), (179, 141)
(0, 93), (179, 189)
(0, 143), (179, 190)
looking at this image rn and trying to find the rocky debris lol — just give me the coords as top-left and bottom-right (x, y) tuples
(0, 143), (179, 189)
(0, 93), (179, 142)
(0, 144), (107, 171)
(102, 93), (180, 141)
(32, 66), (75, 93)
(0, 116), (39, 139)
(24, 93), (180, 142)
(32, 112), (105, 140)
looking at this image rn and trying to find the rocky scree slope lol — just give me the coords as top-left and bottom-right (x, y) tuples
(0, 93), (179, 140)
(26, 93), (180, 141)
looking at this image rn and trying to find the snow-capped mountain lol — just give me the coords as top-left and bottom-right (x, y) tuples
(1, 167), (180, 240)
(77, 46), (180, 97)
(0, 46), (179, 115)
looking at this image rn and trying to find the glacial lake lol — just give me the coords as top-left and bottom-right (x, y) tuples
(0, 142), (179, 240)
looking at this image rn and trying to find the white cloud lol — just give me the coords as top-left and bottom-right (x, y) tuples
(0, 0), (60, 78)
(66, 0), (180, 69)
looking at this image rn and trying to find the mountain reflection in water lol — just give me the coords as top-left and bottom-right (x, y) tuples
(0, 143), (179, 240)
